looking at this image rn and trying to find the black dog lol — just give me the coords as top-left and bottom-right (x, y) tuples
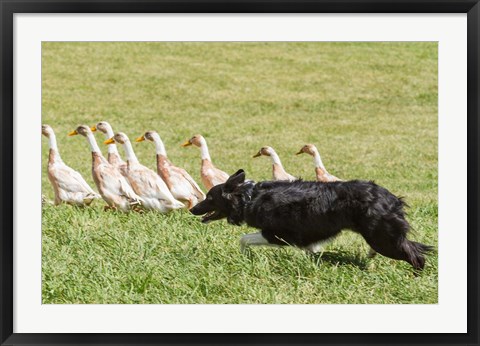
(190, 169), (433, 271)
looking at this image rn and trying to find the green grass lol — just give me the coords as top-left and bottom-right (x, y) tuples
(42, 42), (438, 304)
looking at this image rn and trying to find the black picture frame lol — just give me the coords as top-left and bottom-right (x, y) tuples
(1, 1), (479, 345)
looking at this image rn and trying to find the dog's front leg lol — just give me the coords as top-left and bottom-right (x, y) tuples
(240, 232), (278, 253)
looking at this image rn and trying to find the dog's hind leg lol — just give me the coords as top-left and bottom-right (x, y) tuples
(240, 232), (279, 254)
(304, 240), (329, 254)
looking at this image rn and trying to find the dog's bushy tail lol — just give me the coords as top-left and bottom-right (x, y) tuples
(401, 240), (434, 270)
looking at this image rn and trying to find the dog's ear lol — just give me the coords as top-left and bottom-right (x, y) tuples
(224, 169), (246, 193)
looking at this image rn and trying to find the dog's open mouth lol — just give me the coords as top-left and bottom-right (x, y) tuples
(201, 211), (217, 223)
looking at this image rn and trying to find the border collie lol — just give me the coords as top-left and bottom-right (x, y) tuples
(190, 169), (433, 271)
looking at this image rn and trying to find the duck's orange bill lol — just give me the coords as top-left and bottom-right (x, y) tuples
(135, 136), (145, 142)
(90, 126), (97, 132)
(104, 138), (115, 145)
(68, 130), (78, 136)
(181, 140), (192, 147)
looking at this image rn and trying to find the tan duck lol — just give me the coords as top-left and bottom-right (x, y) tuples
(42, 124), (100, 206)
(136, 131), (205, 209)
(253, 146), (296, 181)
(68, 125), (142, 212)
(296, 144), (341, 182)
(106, 132), (184, 212)
(91, 121), (128, 177)
(181, 134), (229, 191)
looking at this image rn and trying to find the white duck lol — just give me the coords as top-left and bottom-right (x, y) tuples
(181, 134), (229, 191)
(253, 146), (296, 181)
(42, 124), (100, 206)
(136, 131), (205, 209)
(91, 121), (128, 177)
(68, 125), (142, 212)
(296, 144), (341, 182)
(106, 132), (184, 212)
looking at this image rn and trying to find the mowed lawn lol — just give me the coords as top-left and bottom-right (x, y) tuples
(42, 42), (438, 304)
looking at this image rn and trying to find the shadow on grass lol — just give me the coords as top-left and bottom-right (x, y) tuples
(309, 250), (368, 270)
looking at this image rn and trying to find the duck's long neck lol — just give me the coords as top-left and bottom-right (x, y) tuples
(48, 133), (59, 153)
(103, 127), (120, 155)
(269, 151), (284, 168)
(47, 133), (63, 162)
(312, 149), (327, 171)
(152, 134), (167, 156)
(121, 140), (139, 164)
(199, 138), (211, 161)
(86, 133), (102, 154)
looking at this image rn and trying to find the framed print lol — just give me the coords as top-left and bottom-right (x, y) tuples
(1, 1), (479, 345)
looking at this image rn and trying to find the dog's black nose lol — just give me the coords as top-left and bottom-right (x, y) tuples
(189, 205), (201, 215)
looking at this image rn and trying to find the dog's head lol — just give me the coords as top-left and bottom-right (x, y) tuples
(190, 169), (247, 225)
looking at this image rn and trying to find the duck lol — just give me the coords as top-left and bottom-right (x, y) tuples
(296, 144), (341, 182)
(181, 134), (229, 191)
(136, 131), (205, 209)
(253, 146), (296, 181)
(105, 132), (185, 212)
(68, 125), (143, 212)
(42, 124), (100, 206)
(91, 121), (128, 177)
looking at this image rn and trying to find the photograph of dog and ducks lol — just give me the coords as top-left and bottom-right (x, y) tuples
(42, 42), (438, 304)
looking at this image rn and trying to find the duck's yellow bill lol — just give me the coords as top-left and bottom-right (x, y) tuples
(135, 136), (145, 142)
(181, 140), (192, 147)
(104, 138), (115, 145)
(252, 152), (261, 158)
(90, 126), (97, 132)
(68, 130), (78, 136)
